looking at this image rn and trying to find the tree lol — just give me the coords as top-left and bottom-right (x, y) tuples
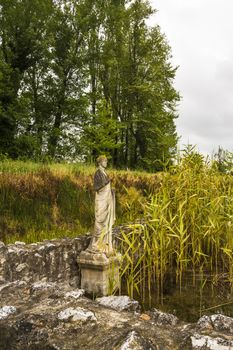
(87, 0), (179, 170)
(0, 0), (180, 170)
(0, 0), (53, 157)
(81, 100), (121, 160)
(213, 146), (233, 174)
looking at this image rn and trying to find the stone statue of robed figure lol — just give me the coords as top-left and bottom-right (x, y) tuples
(77, 155), (120, 296)
(88, 155), (115, 256)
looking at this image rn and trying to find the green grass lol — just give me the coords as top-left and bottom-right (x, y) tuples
(0, 160), (154, 244)
(0, 159), (95, 174)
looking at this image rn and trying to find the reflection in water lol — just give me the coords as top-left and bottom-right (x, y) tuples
(122, 271), (233, 323)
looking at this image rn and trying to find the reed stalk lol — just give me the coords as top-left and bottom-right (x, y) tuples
(119, 148), (233, 303)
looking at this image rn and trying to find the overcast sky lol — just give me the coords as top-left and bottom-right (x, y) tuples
(149, 0), (233, 156)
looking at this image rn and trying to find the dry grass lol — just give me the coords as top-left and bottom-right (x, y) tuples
(0, 160), (159, 243)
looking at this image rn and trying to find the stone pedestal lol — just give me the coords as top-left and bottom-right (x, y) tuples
(77, 250), (121, 296)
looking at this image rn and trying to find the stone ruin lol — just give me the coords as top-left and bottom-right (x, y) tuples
(0, 235), (89, 287)
(1, 231), (233, 349)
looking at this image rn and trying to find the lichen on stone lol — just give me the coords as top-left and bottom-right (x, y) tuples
(57, 307), (97, 323)
(0, 306), (16, 320)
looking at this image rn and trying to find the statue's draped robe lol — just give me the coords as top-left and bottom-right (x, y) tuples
(88, 167), (115, 253)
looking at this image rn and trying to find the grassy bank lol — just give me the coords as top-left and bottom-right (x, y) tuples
(0, 160), (160, 243)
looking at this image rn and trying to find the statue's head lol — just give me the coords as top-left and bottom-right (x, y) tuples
(97, 155), (108, 168)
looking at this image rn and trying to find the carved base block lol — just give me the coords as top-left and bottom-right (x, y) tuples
(77, 250), (121, 296)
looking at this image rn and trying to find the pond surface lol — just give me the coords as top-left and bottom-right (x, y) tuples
(123, 272), (233, 323)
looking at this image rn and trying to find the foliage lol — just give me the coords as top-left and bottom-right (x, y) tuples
(118, 186), (146, 222)
(119, 147), (233, 303)
(213, 146), (233, 174)
(0, 0), (179, 171)
(81, 101), (121, 160)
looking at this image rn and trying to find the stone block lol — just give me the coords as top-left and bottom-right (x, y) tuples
(77, 250), (120, 296)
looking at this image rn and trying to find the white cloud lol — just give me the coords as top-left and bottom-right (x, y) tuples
(149, 0), (233, 155)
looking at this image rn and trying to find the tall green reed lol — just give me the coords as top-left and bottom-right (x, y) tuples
(119, 147), (233, 302)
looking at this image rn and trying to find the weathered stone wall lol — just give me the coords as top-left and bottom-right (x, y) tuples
(0, 235), (90, 287)
(0, 225), (126, 287)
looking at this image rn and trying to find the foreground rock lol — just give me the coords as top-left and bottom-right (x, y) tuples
(0, 281), (233, 349)
(192, 314), (233, 350)
(191, 333), (233, 350)
(0, 306), (16, 320)
(197, 314), (233, 334)
(149, 308), (179, 326)
(96, 295), (140, 312)
(58, 307), (97, 323)
(117, 331), (155, 350)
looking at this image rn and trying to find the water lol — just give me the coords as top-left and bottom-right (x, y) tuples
(123, 272), (233, 323)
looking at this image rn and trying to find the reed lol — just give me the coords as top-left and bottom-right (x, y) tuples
(119, 148), (233, 303)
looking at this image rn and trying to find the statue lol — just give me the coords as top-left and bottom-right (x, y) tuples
(88, 155), (115, 256)
(78, 155), (120, 295)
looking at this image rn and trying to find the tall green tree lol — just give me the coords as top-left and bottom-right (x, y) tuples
(46, 0), (90, 159)
(0, 0), (53, 157)
(0, 0), (180, 170)
(85, 0), (179, 170)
